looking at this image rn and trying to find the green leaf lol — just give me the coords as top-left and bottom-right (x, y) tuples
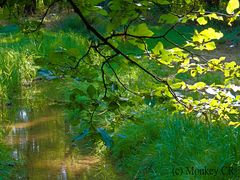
(155, 0), (170, 4)
(108, 101), (119, 110)
(152, 42), (163, 54)
(204, 42), (216, 50)
(159, 14), (179, 24)
(70, 89), (86, 102)
(228, 121), (240, 128)
(177, 68), (188, 74)
(97, 128), (113, 148)
(130, 39), (146, 50)
(227, 61), (237, 68)
(227, 0), (239, 14)
(67, 48), (80, 57)
(128, 117), (144, 125)
(193, 82), (206, 90)
(72, 129), (89, 142)
(87, 85), (96, 99)
(72, 88), (86, 96)
(75, 95), (90, 104)
(208, 57), (225, 66)
(90, 0), (106, 6)
(210, 99), (218, 107)
(191, 69), (197, 77)
(172, 81), (186, 89)
(206, 13), (223, 21)
(200, 28), (223, 40)
(192, 28), (223, 45)
(197, 17), (208, 25)
(132, 23), (154, 36)
(185, 0), (192, 4)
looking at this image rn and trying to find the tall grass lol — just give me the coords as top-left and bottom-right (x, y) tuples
(0, 48), (35, 98)
(0, 24), (88, 98)
(110, 109), (240, 179)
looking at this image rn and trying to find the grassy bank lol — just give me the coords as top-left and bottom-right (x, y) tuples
(109, 110), (240, 179)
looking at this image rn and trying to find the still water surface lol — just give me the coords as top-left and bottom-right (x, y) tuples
(1, 80), (121, 179)
(5, 102), (101, 179)
(0, 80), (106, 179)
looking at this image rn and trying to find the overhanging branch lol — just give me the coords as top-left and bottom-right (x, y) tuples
(67, 0), (188, 109)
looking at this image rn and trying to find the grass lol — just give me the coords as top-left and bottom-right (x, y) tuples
(110, 109), (240, 179)
(0, 47), (35, 98)
(0, 23), (88, 99)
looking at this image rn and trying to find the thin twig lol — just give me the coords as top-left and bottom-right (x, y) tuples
(101, 60), (108, 97)
(73, 43), (92, 69)
(107, 61), (139, 96)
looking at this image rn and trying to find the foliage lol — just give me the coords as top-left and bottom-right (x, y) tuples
(54, 0), (240, 133)
(0, 46), (35, 98)
(0, 0), (240, 179)
(5, 0), (237, 142)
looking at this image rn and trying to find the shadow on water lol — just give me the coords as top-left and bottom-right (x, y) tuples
(1, 81), (119, 179)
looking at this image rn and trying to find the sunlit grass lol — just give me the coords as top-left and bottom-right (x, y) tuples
(0, 48), (35, 98)
(110, 110), (240, 179)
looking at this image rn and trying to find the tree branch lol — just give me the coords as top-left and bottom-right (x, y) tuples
(105, 24), (176, 41)
(67, 0), (188, 109)
(73, 43), (92, 69)
(107, 61), (140, 96)
(101, 60), (108, 98)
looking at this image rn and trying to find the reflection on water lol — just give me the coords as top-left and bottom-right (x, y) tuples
(1, 81), (120, 179)
(5, 103), (101, 179)
(18, 109), (29, 121)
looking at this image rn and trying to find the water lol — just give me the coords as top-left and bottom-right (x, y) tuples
(5, 102), (101, 179)
(1, 81), (118, 179)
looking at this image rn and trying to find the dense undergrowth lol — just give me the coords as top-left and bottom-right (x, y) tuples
(0, 13), (240, 179)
